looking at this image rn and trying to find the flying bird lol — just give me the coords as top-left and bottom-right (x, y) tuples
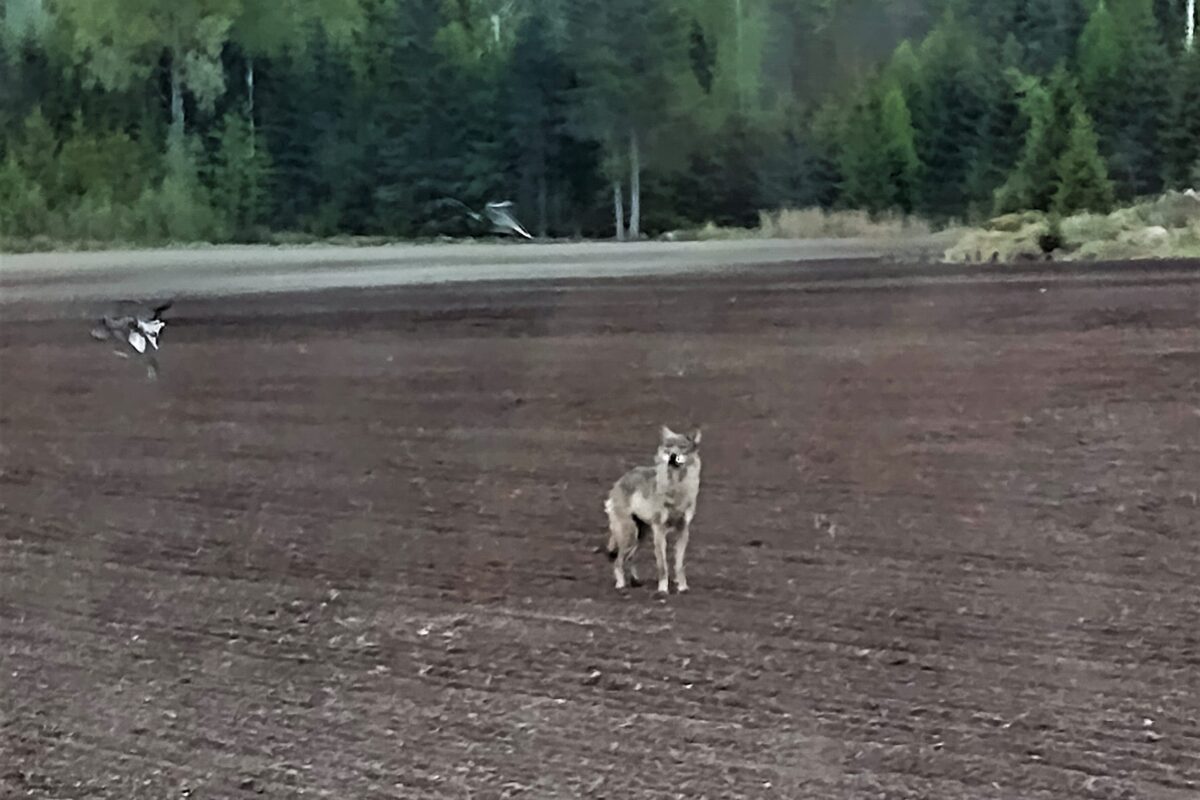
(90, 299), (173, 379)
(446, 199), (534, 239)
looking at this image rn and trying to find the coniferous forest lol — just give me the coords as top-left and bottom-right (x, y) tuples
(1, 0), (1198, 245)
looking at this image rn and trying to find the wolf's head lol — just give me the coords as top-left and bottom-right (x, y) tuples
(658, 425), (701, 471)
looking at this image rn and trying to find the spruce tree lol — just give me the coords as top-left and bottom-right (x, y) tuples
(1052, 103), (1115, 213)
(1163, 47), (1200, 188)
(994, 72), (1058, 213)
(211, 111), (271, 236)
(909, 14), (990, 220)
(1016, 0), (1090, 74)
(836, 79), (920, 215)
(1094, 0), (1172, 198)
(507, 15), (564, 236)
(836, 92), (892, 213)
(965, 36), (1027, 215)
(1077, 0), (1121, 107)
(879, 82), (920, 213)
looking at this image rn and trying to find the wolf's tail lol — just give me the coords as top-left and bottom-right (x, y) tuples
(603, 497), (618, 560)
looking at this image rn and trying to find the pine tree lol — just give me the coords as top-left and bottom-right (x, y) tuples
(1052, 103), (1115, 212)
(1086, 0), (1173, 198)
(372, 0), (504, 236)
(994, 72), (1059, 213)
(210, 111), (271, 236)
(259, 31), (365, 233)
(909, 13), (990, 220)
(506, 12), (591, 237)
(836, 78), (920, 214)
(836, 91), (892, 213)
(1077, 0), (1121, 101)
(1163, 46), (1200, 188)
(879, 82), (920, 213)
(965, 35), (1027, 215)
(1016, 0), (1090, 74)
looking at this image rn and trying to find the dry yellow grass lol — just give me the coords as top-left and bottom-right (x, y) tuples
(758, 208), (932, 239)
(943, 191), (1200, 262)
(673, 207), (934, 241)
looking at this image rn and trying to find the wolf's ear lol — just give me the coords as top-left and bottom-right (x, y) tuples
(691, 429), (702, 446)
(661, 425), (679, 441)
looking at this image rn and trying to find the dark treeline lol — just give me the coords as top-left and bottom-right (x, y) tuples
(1, 0), (1198, 244)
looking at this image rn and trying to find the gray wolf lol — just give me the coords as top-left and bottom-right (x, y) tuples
(604, 426), (702, 594)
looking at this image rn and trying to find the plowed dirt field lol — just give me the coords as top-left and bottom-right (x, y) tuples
(3, 261), (1199, 798)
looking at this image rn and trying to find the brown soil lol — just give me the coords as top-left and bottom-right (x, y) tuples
(2, 261), (1200, 799)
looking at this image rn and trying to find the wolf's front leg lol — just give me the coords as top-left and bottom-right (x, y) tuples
(652, 522), (670, 594)
(674, 525), (690, 593)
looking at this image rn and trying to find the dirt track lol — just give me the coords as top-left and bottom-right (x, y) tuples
(0, 237), (946, 304)
(2, 261), (1200, 798)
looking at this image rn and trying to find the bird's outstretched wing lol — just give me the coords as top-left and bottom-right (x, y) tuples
(127, 330), (148, 354)
(151, 301), (173, 320)
(506, 221), (534, 239)
(484, 201), (533, 239)
(443, 198), (484, 222)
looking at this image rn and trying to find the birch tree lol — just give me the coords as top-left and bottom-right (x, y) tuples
(1187, 0), (1195, 51)
(53, 0), (241, 140)
(567, 0), (696, 240)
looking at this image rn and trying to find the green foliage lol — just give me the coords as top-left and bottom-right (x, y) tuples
(908, 12), (990, 219)
(0, 107), (220, 243)
(6, 108), (59, 197)
(834, 78), (921, 215)
(133, 137), (224, 242)
(878, 82), (922, 213)
(995, 67), (1086, 214)
(1053, 103), (1115, 213)
(1018, 0), (1090, 74)
(53, 0), (240, 113)
(0, 155), (51, 237)
(1078, 0), (1172, 198)
(1077, 0), (1121, 92)
(567, 0), (698, 177)
(1, 0), (1194, 246)
(58, 116), (155, 205)
(993, 73), (1057, 214)
(210, 112), (271, 236)
(962, 37), (1027, 215)
(1163, 47), (1200, 188)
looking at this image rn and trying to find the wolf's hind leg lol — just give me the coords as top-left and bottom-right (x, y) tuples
(626, 549), (641, 587)
(628, 516), (652, 587)
(608, 512), (638, 590)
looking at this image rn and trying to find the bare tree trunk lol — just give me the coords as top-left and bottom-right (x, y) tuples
(1188, 0), (1196, 51)
(169, 57), (185, 141)
(628, 129), (641, 240)
(612, 180), (626, 241)
(246, 57), (256, 156)
(537, 172), (548, 238)
(734, 0), (744, 111)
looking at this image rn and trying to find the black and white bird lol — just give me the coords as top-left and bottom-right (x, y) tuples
(446, 199), (534, 239)
(90, 299), (173, 379)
